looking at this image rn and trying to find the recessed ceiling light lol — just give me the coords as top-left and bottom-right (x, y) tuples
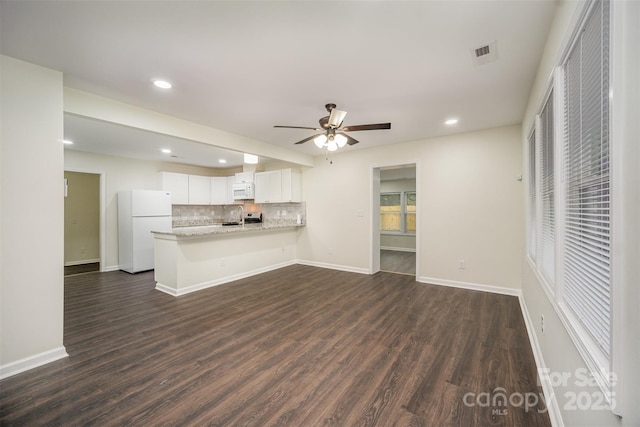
(161, 148), (172, 154)
(218, 159), (227, 164)
(445, 118), (459, 125)
(62, 139), (73, 145)
(153, 79), (172, 89)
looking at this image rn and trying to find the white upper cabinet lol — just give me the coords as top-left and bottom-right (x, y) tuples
(254, 169), (301, 203)
(281, 169), (301, 202)
(188, 175), (211, 205)
(254, 170), (281, 203)
(210, 176), (234, 205)
(234, 172), (254, 184)
(157, 172), (188, 205)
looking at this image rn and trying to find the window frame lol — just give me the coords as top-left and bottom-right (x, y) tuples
(526, 126), (537, 261)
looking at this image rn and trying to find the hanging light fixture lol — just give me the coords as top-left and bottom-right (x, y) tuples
(314, 134), (327, 148)
(334, 134), (348, 148)
(312, 131), (348, 152)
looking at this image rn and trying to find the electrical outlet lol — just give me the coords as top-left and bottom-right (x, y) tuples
(220, 258), (226, 266)
(81, 247), (85, 254)
(458, 260), (465, 270)
(281, 246), (285, 254)
(328, 247), (333, 255)
(541, 314), (545, 335)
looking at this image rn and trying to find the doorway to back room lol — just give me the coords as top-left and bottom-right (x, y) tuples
(371, 164), (418, 277)
(64, 171), (100, 276)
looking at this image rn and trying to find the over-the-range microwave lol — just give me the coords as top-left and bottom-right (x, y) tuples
(232, 182), (255, 200)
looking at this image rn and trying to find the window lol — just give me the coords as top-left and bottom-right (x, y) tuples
(380, 191), (416, 234)
(406, 192), (416, 233)
(562, 0), (611, 363)
(527, 0), (613, 398)
(539, 90), (555, 286)
(380, 193), (401, 232)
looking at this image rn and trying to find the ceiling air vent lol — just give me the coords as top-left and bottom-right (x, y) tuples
(471, 41), (498, 66)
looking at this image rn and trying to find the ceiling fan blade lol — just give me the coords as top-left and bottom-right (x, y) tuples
(342, 123), (391, 132)
(341, 133), (359, 146)
(294, 133), (324, 145)
(274, 125), (322, 131)
(328, 109), (347, 128)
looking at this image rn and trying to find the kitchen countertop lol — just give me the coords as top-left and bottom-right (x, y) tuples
(152, 222), (305, 238)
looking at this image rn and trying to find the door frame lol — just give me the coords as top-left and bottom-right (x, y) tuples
(370, 161), (420, 277)
(64, 168), (106, 272)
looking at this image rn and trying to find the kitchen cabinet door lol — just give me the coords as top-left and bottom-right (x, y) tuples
(158, 172), (188, 204)
(281, 169), (302, 202)
(254, 170), (281, 203)
(226, 176), (235, 204)
(210, 177), (229, 205)
(234, 172), (254, 184)
(188, 175), (211, 205)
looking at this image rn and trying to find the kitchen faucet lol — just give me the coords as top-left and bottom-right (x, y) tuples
(237, 204), (244, 226)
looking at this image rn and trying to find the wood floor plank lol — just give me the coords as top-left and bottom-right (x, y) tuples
(0, 265), (550, 426)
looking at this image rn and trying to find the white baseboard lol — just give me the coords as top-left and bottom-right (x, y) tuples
(102, 265), (121, 272)
(64, 259), (100, 267)
(295, 259), (369, 275)
(155, 260), (298, 297)
(0, 346), (68, 380)
(518, 295), (564, 427)
(380, 246), (416, 253)
(417, 276), (521, 297)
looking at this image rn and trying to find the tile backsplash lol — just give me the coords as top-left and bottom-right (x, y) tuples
(172, 202), (306, 228)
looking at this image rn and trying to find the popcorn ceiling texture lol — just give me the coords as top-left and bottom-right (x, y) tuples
(172, 202), (305, 228)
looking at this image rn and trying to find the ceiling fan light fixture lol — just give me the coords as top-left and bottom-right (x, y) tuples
(334, 134), (348, 148)
(277, 103), (389, 155)
(314, 134), (327, 148)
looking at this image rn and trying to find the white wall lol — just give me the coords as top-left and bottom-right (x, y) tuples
(521, 0), (640, 425)
(0, 56), (67, 374)
(64, 150), (233, 270)
(64, 171), (100, 264)
(298, 125), (524, 291)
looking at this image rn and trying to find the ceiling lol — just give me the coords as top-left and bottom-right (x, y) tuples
(0, 0), (557, 167)
(64, 114), (249, 168)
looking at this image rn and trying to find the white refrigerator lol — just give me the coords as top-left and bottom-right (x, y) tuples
(118, 190), (172, 273)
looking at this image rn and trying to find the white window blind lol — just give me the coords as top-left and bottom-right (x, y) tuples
(563, 0), (610, 356)
(540, 90), (555, 285)
(527, 130), (537, 259)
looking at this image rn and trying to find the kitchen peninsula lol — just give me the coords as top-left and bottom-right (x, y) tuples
(152, 220), (304, 296)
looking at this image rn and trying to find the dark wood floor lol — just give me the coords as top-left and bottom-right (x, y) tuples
(0, 265), (550, 426)
(64, 262), (100, 276)
(380, 250), (416, 275)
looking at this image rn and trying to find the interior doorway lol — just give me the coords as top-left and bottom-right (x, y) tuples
(64, 171), (102, 275)
(371, 163), (418, 277)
